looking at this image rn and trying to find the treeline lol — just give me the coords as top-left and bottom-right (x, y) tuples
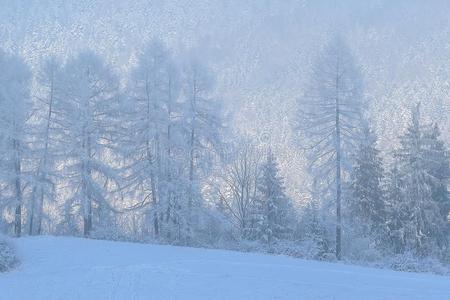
(0, 41), (218, 241)
(0, 36), (449, 271)
(297, 36), (450, 266)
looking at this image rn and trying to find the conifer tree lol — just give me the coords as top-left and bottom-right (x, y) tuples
(253, 152), (293, 244)
(385, 161), (407, 253)
(297, 35), (365, 259)
(390, 104), (447, 255)
(422, 123), (450, 223)
(349, 127), (385, 237)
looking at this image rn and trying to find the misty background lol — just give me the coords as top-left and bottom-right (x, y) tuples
(2, 0), (449, 203)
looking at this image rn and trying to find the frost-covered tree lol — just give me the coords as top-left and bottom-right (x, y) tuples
(28, 56), (62, 235)
(297, 36), (365, 259)
(181, 54), (224, 237)
(57, 50), (121, 236)
(299, 177), (334, 259)
(385, 161), (406, 253)
(122, 39), (182, 239)
(0, 51), (32, 237)
(302, 199), (332, 259)
(422, 123), (450, 223)
(389, 104), (447, 256)
(349, 127), (385, 238)
(252, 151), (293, 244)
(122, 43), (224, 243)
(219, 143), (261, 238)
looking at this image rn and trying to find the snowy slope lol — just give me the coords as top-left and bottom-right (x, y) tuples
(1, 237), (449, 299)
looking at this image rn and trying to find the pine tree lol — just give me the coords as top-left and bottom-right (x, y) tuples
(253, 152), (293, 245)
(390, 104), (447, 256)
(385, 161), (407, 254)
(349, 127), (385, 238)
(297, 35), (365, 259)
(303, 199), (332, 259)
(422, 123), (450, 224)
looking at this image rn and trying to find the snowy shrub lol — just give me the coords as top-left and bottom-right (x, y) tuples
(278, 239), (335, 261)
(388, 252), (449, 275)
(0, 237), (18, 272)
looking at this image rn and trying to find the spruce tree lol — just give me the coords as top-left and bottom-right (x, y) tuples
(385, 161), (407, 254)
(254, 152), (293, 244)
(391, 104), (447, 256)
(349, 127), (385, 238)
(423, 123), (450, 223)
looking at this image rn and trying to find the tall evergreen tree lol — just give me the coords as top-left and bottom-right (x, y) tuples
(349, 127), (385, 238)
(390, 104), (447, 256)
(253, 152), (293, 244)
(302, 199), (332, 259)
(297, 35), (365, 259)
(385, 161), (407, 254)
(422, 123), (450, 223)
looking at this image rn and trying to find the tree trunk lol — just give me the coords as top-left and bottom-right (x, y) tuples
(188, 127), (195, 209)
(145, 76), (159, 237)
(13, 139), (22, 237)
(83, 205), (92, 237)
(36, 189), (45, 235)
(28, 186), (37, 235)
(335, 62), (342, 260)
(82, 165), (92, 237)
(82, 127), (93, 237)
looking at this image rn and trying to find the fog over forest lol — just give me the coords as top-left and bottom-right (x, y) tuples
(1, 0), (450, 283)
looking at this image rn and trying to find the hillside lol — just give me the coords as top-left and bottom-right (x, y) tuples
(1, 236), (449, 299)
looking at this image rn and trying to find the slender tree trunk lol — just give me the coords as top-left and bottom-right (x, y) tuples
(188, 127), (195, 208)
(28, 186), (37, 235)
(145, 76), (159, 237)
(82, 171), (92, 237)
(335, 61), (342, 260)
(165, 76), (174, 231)
(188, 79), (197, 212)
(83, 199), (92, 237)
(13, 138), (22, 237)
(14, 203), (21, 237)
(36, 188), (45, 235)
(186, 78), (198, 241)
(82, 130), (93, 237)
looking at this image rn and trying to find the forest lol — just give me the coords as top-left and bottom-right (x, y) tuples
(0, 0), (450, 275)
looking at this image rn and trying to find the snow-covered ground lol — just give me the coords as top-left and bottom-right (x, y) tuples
(1, 237), (450, 299)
